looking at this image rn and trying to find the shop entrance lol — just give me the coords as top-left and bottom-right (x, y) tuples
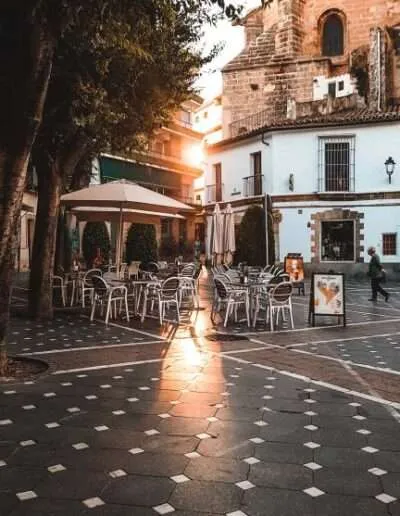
(321, 220), (354, 262)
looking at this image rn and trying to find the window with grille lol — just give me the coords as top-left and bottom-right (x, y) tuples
(318, 136), (355, 192)
(382, 233), (397, 255)
(322, 14), (344, 56)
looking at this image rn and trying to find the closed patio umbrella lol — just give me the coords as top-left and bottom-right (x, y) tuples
(210, 204), (223, 264)
(223, 203), (236, 264)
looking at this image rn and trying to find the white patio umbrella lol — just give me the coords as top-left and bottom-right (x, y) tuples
(210, 203), (223, 264)
(61, 179), (193, 270)
(223, 203), (236, 264)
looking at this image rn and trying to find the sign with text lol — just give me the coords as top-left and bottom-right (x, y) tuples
(309, 273), (346, 327)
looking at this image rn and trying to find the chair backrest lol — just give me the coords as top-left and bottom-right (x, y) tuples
(273, 267), (284, 277)
(181, 264), (195, 277)
(279, 273), (291, 282)
(91, 275), (109, 297)
(214, 277), (229, 300)
(84, 268), (103, 284)
(128, 261), (141, 276)
(52, 275), (64, 287)
(263, 265), (272, 273)
(161, 276), (180, 299)
(147, 261), (160, 274)
(270, 282), (293, 304)
(268, 275), (285, 287)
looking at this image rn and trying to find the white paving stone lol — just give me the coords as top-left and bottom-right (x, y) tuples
(227, 511), (249, 516)
(16, 491), (38, 501)
(185, 452), (201, 459)
(94, 425), (109, 432)
(22, 405), (36, 410)
(207, 416), (219, 422)
(0, 460), (6, 467)
(303, 487), (325, 498)
(129, 447), (144, 455)
(67, 407), (80, 413)
(72, 442), (89, 450)
(196, 433), (211, 439)
(145, 429), (160, 436)
(45, 422), (60, 428)
(304, 442), (320, 449)
(109, 469), (127, 478)
(249, 437), (265, 444)
(83, 497), (105, 508)
(376, 493), (397, 504)
(362, 446), (379, 454)
(254, 420), (268, 427)
(243, 457), (260, 465)
(353, 415), (367, 421)
(85, 395), (98, 400)
(236, 480), (255, 490)
(356, 429), (372, 435)
(368, 467), (387, 476)
(48, 464), (66, 473)
(127, 397), (139, 402)
(171, 474), (190, 483)
(304, 462), (323, 471)
(153, 503), (175, 514)
(158, 413), (171, 419)
(20, 440), (36, 447)
(0, 419), (12, 426)
(112, 410), (126, 416)
(304, 425), (318, 431)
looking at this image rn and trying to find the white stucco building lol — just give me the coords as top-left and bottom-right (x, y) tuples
(205, 108), (400, 275)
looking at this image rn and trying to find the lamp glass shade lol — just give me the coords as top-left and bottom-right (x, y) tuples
(385, 157), (396, 174)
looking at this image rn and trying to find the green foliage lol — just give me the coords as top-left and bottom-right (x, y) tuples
(125, 223), (158, 265)
(82, 222), (111, 268)
(159, 235), (178, 260)
(236, 206), (266, 266)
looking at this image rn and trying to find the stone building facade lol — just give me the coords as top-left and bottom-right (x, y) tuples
(222, 0), (400, 137)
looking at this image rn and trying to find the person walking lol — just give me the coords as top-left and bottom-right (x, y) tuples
(367, 246), (389, 302)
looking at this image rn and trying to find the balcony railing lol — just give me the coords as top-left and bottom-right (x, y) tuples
(206, 184), (223, 204)
(229, 109), (272, 138)
(243, 175), (264, 197)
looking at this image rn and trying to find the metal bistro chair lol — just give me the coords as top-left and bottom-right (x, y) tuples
(81, 268), (103, 307)
(52, 275), (67, 307)
(212, 277), (250, 328)
(157, 276), (181, 324)
(267, 281), (294, 331)
(90, 275), (129, 325)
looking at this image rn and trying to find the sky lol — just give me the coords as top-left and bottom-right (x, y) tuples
(196, 0), (261, 101)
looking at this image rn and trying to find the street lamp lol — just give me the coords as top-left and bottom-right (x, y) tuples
(385, 156), (396, 184)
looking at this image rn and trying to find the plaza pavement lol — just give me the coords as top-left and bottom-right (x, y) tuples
(1, 271), (400, 515)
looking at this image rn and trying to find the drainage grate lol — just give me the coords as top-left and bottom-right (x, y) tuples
(205, 333), (249, 342)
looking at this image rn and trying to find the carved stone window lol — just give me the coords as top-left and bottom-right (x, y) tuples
(322, 13), (344, 57)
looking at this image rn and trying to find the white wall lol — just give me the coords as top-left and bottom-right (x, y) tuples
(205, 122), (400, 202)
(279, 208), (314, 262)
(363, 206), (400, 262)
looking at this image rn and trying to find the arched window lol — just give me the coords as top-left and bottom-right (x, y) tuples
(322, 14), (344, 56)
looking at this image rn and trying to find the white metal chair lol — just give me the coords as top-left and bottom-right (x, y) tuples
(267, 282), (294, 331)
(81, 269), (102, 307)
(156, 276), (181, 324)
(128, 261), (141, 280)
(90, 275), (129, 325)
(119, 263), (128, 280)
(212, 278), (250, 328)
(52, 275), (67, 307)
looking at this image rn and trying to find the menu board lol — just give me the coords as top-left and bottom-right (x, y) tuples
(313, 273), (344, 316)
(308, 273), (346, 327)
(284, 256), (304, 283)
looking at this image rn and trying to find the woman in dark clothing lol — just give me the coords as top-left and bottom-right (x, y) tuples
(367, 247), (389, 302)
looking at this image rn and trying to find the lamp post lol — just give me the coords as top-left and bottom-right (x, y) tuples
(385, 157), (396, 184)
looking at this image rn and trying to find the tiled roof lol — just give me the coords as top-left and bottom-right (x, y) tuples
(208, 107), (400, 151)
(223, 25), (277, 72)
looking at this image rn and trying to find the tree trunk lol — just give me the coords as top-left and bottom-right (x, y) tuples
(0, 18), (55, 374)
(29, 162), (62, 319)
(28, 140), (87, 319)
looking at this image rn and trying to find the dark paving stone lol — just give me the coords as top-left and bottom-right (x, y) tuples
(314, 446), (376, 469)
(35, 470), (108, 500)
(102, 475), (174, 506)
(243, 486), (315, 516)
(0, 493), (18, 516)
(8, 498), (85, 516)
(313, 494), (387, 516)
(185, 456), (248, 482)
(169, 480), (241, 513)
(255, 442), (312, 465)
(0, 466), (47, 492)
(312, 428), (366, 448)
(141, 435), (198, 455)
(375, 451), (400, 472)
(170, 403), (216, 418)
(124, 452), (188, 476)
(314, 467), (381, 497)
(82, 505), (154, 516)
(159, 417), (209, 436)
(215, 407), (264, 421)
(197, 436), (255, 459)
(382, 473), (400, 497)
(249, 462), (312, 490)
(260, 425), (311, 444)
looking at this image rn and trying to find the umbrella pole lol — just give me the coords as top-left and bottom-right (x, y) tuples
(117, 206), (123, 274)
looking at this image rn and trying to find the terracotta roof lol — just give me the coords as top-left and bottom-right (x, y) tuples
(223, 25), (277, 72)
(208, 107), (400, 151)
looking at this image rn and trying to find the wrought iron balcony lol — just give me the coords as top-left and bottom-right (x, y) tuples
(206, 184), (223, 203)
(243, 175), (264, 197)
(229, 108), (271, 138)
